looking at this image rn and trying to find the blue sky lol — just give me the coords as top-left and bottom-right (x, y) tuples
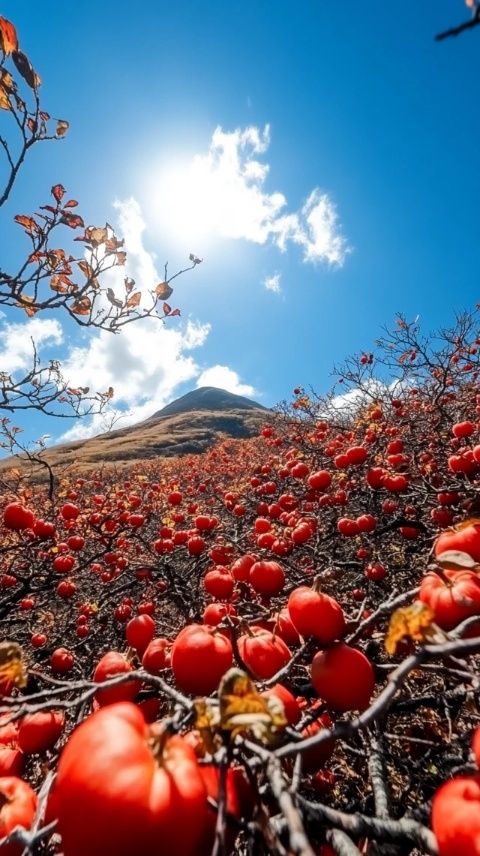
(1, 1), (479, 447)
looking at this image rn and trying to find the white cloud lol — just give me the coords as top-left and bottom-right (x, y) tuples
(196, 366), (256, 398)
(0, 317), (63, 374)
(154, 125), (349, 266)
(263, 272), (282, 294)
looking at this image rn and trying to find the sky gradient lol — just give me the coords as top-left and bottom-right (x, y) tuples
(0, 1), (478, 447)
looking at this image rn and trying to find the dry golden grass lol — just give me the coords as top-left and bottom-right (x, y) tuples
(0, 407), (267, 483)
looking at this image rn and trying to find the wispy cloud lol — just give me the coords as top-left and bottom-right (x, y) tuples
(155, 124), (350, 266)
(263, 272), (282, 294)
(0, 317), (63, 374)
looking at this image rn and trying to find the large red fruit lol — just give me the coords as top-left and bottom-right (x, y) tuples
(287, 585), (345, 643)
(203, 567), (234, 600)
(237, 628), (291, 680)
(249, 561), (285, 597)
(301, 711), (336, 773)
(431, 775), (480, 856)
(18, 711), (64, 754)
(2, 503), (35, 532)
(434, 522), (480, 565)
(419, 570), (480, 630)
(231, 554), (256, 582)
(126, 614), (155, 656)
(93, 652), (141, 707)
(262, 684), (301, 725)
(0, 777), (37, 856)
(53, 703), (208, 856)
(198, 764), (253, 853)
(311, 643), (375, 712)
(171, 625), (233, 695)
(0, 747), (23, 777)
(307, 470), (332, 491)
(142, 638), (170, 674)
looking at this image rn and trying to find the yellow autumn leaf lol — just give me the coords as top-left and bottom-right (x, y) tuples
(385, 601), (436, 656)
(0, 641), (27, 690)
(219, 668), (287, 743)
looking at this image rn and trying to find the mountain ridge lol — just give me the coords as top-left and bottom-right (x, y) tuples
(0, 387), (270, 478)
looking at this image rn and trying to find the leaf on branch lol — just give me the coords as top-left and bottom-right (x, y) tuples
(189, 253), (203, 265)
(14, 214), (40, 234)
(98, 387), (114, 400)
(82, 226), (108, 246)
(115, 251), (127, 265)
(0, 85), (10, 111)
(46, 248), (67, 269)
(435, 551), (480, 572)
(71, 297), (92, 316)
(126, 292), (141, 309)
(385, 601), (436, 656)
(77, 260), (95, 279)
(60, 212), (84, 230)
(163, 302), (171, 315)
(124, 277), (135, 293)
(12, 50), (41, 90)
(0, 69), (15, 91)
(169, 308), (181, 317)
(106, 288), (123, 309)
(154, 282), (173, 300)
(40, 110), (50, 122)
(0, 17), (18, 55)
(51, 184), (65, 203)
(16, 295), (38, 317)
(63, 199), (78, 208)
(56, 119), (69, 137)
(50, 275), (68, 293)
(0, 641), (27, 690)
(218, 668), (287, 743)
(105, 235), (124, 253)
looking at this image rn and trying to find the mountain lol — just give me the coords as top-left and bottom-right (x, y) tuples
(0, 387), (269, 477)
(152, 386), (267, 418)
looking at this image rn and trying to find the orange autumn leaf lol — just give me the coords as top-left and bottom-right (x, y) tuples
(14, 214), (40, 234)
(126, 292), (141, 309)
(385, 601), (436, 656)
(71, 297), (92, 316)
(0, 17), (18, 55)
(51, 183), (66, 203)
(0, 85), (10, 111)
(154, 282), (173, 300)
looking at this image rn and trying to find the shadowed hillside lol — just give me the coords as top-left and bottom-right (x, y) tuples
(0, 387), (269, 478)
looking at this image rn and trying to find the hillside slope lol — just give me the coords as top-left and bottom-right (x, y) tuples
(0, 387), (269, 477)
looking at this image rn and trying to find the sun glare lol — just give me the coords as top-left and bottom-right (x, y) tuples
(148, 156), (224, 254)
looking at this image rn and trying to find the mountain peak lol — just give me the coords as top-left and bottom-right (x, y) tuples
(152, 386), (266, 419)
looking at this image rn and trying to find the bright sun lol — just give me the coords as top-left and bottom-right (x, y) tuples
(149, 156), (224, 255)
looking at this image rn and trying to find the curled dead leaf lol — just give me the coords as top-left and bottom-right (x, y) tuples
(385, 601), (437, 656)
(154, 282), (173, 301)
(0, 641), (27, 690)
(55, 119), (69, 138)
(12, 50), (41, 90)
